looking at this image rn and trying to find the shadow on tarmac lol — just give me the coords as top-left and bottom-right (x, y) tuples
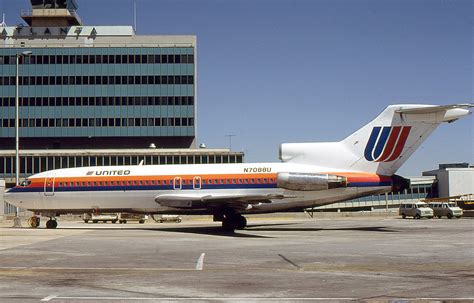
(48, 221), (398, 237)
(246, 225), (399, 233)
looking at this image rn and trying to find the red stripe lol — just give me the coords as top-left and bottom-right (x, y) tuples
(376, 126), (401, 162)
(386, 126), (411, 162)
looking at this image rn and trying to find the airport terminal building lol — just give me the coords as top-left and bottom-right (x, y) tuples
(0, 1), (243, 213)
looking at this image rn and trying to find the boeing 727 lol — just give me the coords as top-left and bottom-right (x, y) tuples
(4, 103), (473, 231)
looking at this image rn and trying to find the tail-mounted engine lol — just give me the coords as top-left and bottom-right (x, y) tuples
(277, 172), (347, 191)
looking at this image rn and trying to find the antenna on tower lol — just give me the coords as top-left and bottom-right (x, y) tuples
(133, 0), (137, 33)
(1, 14), (6, 27)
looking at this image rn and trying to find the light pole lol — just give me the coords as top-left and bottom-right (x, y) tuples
(15, 50), (32, 186)
(225, 134), (236, 151)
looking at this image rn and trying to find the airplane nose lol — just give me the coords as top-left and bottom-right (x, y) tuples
(3, 188), (19, 205)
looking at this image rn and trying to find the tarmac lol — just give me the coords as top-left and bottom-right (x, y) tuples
(0, 214), (473, 302)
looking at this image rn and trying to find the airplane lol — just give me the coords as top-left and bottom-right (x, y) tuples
(4, 103), (473, 231)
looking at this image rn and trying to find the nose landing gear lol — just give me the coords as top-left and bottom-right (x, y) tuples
(27, 216), (40, 228)
(27, 216), (58, 229)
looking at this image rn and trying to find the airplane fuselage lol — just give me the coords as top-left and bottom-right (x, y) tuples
(5, 162), (394, 215)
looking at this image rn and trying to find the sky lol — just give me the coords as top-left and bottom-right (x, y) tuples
(1, 0), (472, 176)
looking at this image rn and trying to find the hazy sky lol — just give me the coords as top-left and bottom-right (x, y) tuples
(1, 0), (472, 176)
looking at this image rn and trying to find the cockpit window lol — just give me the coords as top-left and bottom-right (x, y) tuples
(20, 179), (32, 187)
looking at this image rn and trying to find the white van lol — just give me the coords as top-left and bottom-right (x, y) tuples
(428, 202), (463, 219)
(399, 202), (433, 219)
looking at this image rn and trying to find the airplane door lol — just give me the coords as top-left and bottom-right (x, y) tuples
(44, 176), (55, 196)
(193, 176), (201, 190)
(173, 177), (182, 190)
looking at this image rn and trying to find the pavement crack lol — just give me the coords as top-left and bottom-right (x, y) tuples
(278, 254), (302, 270)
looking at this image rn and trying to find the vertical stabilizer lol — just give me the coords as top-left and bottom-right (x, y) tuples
(280, 104), (472, 175)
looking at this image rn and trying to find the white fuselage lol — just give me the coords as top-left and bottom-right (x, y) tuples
(4, 162), (393, 215)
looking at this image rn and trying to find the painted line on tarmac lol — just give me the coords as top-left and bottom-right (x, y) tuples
(42, 296), (359, 301)
(40, 296), (474, 302)
(0, 266), (195, 271)
(195, 252), (205, 270)
(40, 294), (57, 302)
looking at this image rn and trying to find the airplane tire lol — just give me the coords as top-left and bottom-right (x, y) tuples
(235, 216), (247, 230)
(222, 219), (236, 232)
(46, 219), (57, 229)
(28, 217), (40, 228)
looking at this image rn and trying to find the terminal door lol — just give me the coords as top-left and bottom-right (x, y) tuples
(44, 177), (55, 196)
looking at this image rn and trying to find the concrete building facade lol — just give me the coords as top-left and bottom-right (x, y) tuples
(0, 1), (243, 214)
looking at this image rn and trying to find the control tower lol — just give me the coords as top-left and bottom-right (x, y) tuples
(21, 0), (82, 27)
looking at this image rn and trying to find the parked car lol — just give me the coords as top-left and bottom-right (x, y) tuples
(428, 202), (463, 219)
(399, 202), (433, 219)
(83, 213), (118, 223)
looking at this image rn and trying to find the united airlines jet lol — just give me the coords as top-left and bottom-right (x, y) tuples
(4, 104), (472, 231)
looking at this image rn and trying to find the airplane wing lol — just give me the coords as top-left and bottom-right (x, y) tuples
(155, 193), (290, 210)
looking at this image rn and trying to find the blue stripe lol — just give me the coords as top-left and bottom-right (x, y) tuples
(9, 183), (279, 193)
(364, 127), (381, 161)
(373, 127), (391, 160)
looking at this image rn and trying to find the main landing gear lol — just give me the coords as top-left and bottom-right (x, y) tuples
(217, 213), (247, 232)
(27, 216), (58, 229)
(45, 218), (58, 229)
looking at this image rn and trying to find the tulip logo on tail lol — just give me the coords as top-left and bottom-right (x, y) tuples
(364, 126), (411, 162)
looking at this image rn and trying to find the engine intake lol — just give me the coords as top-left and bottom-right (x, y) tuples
(277, 172), (347, 191)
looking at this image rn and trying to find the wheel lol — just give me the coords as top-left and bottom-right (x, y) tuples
(139, 220), (145, 224)
(46, 219), (57, 229)
(123, 220), (127, 224)
(447, 213), (453, 219)
(84, 219), (89, 223)
(456, 216), (461, 219)
(112, 220), (117, 224)
(414, 214), (421, 220)
(222, 219), (236, 232)
(437, 216), (442, 219)
(401, 214), (406, 219)
(92, 220), (98, 223)
(28, 217), (40, 228)
(235, 216), (247, 230)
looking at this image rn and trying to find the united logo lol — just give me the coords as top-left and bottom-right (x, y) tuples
(364, 126), (411, 162)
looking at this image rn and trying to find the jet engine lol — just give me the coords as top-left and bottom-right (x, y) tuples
(277, 172), (347, 191)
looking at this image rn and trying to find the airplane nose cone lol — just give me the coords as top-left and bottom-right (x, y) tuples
(3, 188), (20, 206)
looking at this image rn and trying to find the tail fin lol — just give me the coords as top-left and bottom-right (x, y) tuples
(280, 104), (472, 175)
